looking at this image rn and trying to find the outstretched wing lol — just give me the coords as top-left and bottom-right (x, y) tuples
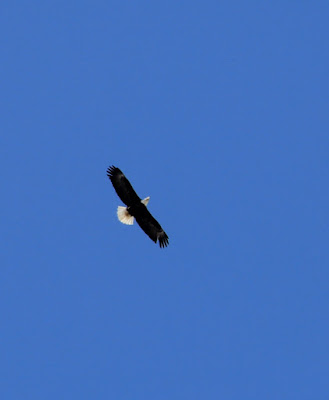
(107, 166), (141, 206)
(135, 206), (169, 248)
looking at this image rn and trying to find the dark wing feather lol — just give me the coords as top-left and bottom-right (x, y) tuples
(134, 206), (169, 248)
(107, 166), (141, 206)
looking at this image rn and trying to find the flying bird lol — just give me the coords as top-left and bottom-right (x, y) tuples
(107, 166), (169, 248)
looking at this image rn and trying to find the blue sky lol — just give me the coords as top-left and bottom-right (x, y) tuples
(1, 1), (329, 399)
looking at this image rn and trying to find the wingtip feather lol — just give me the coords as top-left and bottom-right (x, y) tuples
(158, 231), (169, 248)
(107, 165), (117, 178)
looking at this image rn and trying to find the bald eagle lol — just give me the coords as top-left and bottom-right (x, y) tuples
(107, 166), (169, 248)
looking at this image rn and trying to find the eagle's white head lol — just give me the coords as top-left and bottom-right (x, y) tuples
(141, 196), (150, 206)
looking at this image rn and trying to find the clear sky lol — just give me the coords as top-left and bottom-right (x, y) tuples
(2, 1), (329, 399)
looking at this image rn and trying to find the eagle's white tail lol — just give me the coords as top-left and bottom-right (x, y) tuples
(117, 206), (134, 225)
